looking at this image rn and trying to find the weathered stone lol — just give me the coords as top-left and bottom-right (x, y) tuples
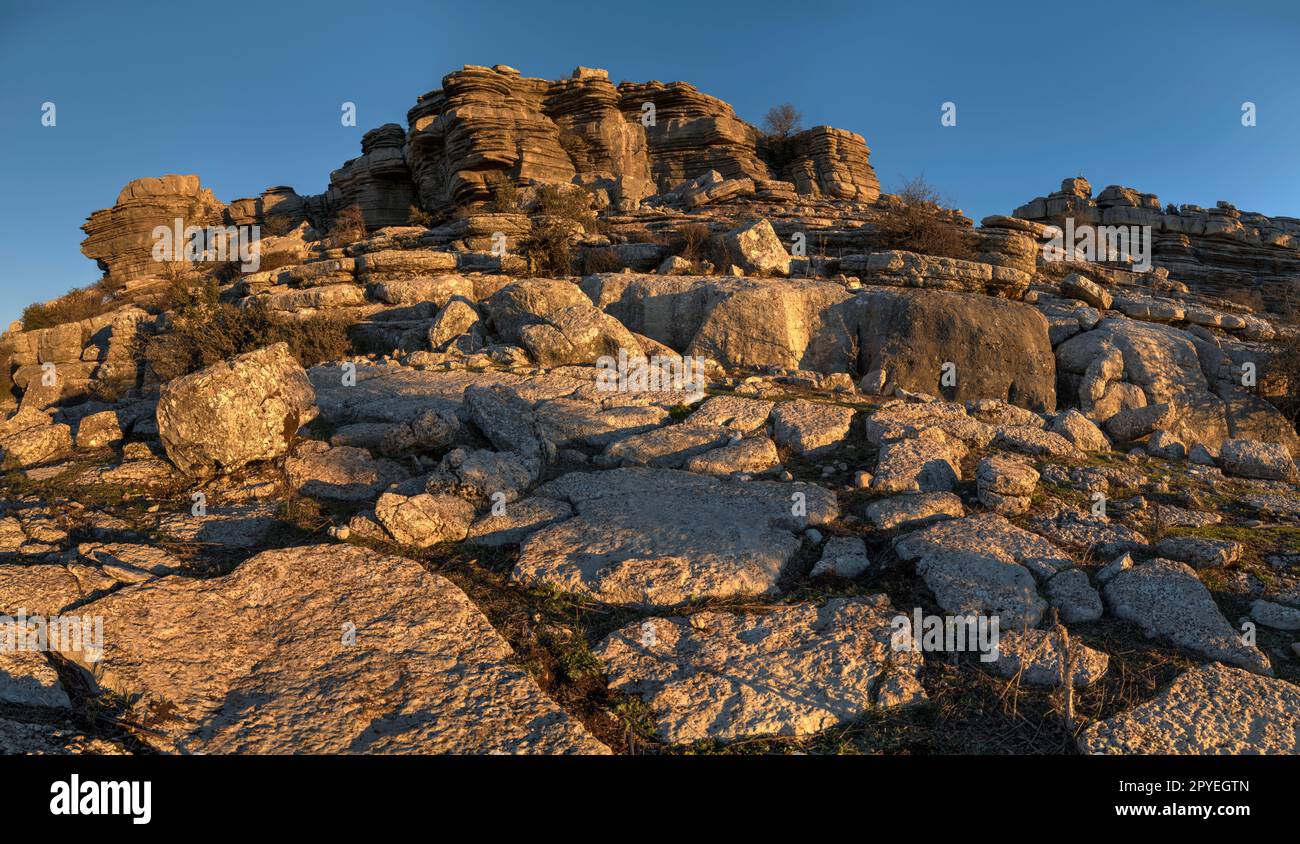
(1221, 438), (1297, 481)
(894, 514), (1072, 629)
(1154, 536), (1242, 569)
(855, 288), (1056, 412)
(977, 454), (1038, 516)
(1103, 558), (1270, 673)
(686, 395), (773, 435)
(426, 447), (539, 505)
(721, 219), (790, 277)
(991, 629), (1109, 688)
(809, 536), (871, 578)
(1026, 503), (1147, 558)
(73, 410), (125, 450)
(1250, 599), (1300, 631)
(771, 399), (854, 456)
(0, 647), (71, 709)
(512, 468), (837, 606)
(1060, 272), (1113, 310)
(465, 497), (572, 546)
(871, 429), (965, 494)
(1080, 663), (1300, 754)
(374, 491), (475, 548)
(864, 491), (964, 531)
(865, 401), (995, 447)
(1046, 568), (1103, 623)
(56, 545), (606, 754)
(594, 596), (923, 744)
(0, 423), (73, 468)
(682, 435), (779, 476)
(157, 343), (317, 477)
(285, 445), (408, 501)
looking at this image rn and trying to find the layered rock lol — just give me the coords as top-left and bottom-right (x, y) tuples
(405, 64), (879, 214)
(313, 123), (419, 228)
(80, 174), (225, 282)
(1014, 177), (1300, 311)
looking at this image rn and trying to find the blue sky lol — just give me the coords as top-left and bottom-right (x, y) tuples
(1, 0), (1297, 325)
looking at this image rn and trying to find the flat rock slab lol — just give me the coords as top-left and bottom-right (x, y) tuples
(153, 503), (280, 551)
(1079, 663), (1300, 754)
(865, 492), (964, 531)
(285, 445), (408, 501)
(57, 545), (607, 754)
(1026, 504), (1147, 558)
(895, 513), (1077, 629)
(596, 424), (732, 468)
(1103, 558), (1270, 673)
(594, 596), (926, 744)
(0, 717), (125, 755)
(686, 395), (774, 435)
(771, 399), (855, 456)
(682, 436), (779, 476)
(513, 468), (838, 607)
(871, 431), (965, 494)
(0, 563), (112, 616)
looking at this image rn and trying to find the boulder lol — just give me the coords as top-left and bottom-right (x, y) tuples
(721, 219), (790, 277)
(855, 288), (1056, 411)
(1103, 558), (1270, 673)
(156, 343), (317, 477)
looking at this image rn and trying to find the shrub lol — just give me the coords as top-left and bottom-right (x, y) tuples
(534, 184), (596, 230)
(144, 300), (354, 382)
(519, 221), (575, 278)
(486, 174), (520, 213)
(408, 205), (434, 227)
(580, 247), (622, 275)
(20, 281), (118, 330)
(261, 215), (298, 237)
(1222, 287), (1267, 312)
(870, 177), (976, 260)
(329, 205), (367, 248)
(677, 222), (712, 264)
(1263, 333), (1300, 432)
(761, 103), (803, 139)
(257, 251), (301, 273)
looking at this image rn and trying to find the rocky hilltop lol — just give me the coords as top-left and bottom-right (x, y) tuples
(1015, 176), (1300, 312)
(2, 65), (1299, 756)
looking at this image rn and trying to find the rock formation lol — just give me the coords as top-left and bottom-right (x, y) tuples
(3, 62), (1299, 759)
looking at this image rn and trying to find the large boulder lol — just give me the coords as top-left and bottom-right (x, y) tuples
(485, 279), (592, 345)
(721, 219), (790, 277)
(856, 288), (1057, 411)
(156, 343), (317, 477)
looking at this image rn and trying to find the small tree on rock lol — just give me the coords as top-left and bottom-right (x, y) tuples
(762, 103), (804, 139)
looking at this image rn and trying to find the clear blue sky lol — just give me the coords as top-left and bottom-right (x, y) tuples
(2, 0), (1297, 326)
